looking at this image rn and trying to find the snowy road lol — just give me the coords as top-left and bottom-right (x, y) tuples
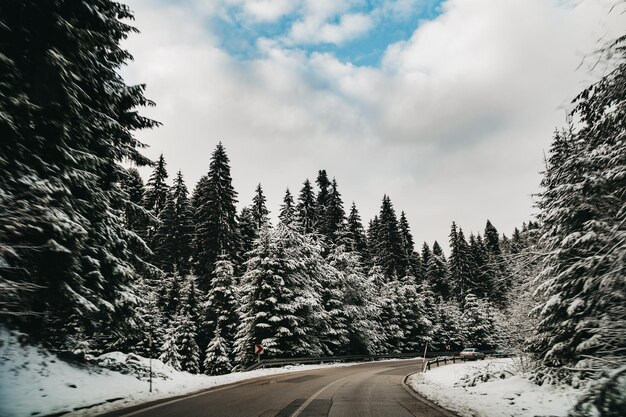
(97, 359), (455, 417)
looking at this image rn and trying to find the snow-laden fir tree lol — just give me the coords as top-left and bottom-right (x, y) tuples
(531, 36), (626, 414)
(322, 179), (346, 245)
(120, 168), (150, 241)
(462, 293), (496, 348)
(327, 245), (383, 354)
(233, 224), (327, 365)
(251, 183), (270, 231)
(315, 170), (331, 234)
(296, 179), (318, 234)
(398, 211), (421, 281)
(279, 188), (296, 226)
(238, 206), (257, 260)
(346, 202), (368, 258)
(192, 143), (239, 291)
(0, 0), (158, 349)
(153, 191), (177, 272)
(144, 154), (169, 217)
(204, 257), (238, 346)
(426, 241), (449, 300)
(373, 196), (404, 280)
(204, 324), (233, 375)
(171, 171), (194, 275)
(159, 330), (182, 371)
(448, 223), (474, 304)
(436, 300), (466, 351)
(421, 242), (432, 281)
(176, 310), (200, 374)
(396, 279), (431, 352)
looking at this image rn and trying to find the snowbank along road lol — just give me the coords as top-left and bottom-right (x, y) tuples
(97, 359), (456, 417)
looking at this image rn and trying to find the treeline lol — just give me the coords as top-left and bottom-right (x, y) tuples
(114, 143), (535, 374)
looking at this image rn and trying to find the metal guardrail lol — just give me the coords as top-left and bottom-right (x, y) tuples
(243, 351), (454, 372)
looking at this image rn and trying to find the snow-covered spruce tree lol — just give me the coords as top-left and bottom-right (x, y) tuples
(192, 143), (239, 292)
(153, 191), (177, 272)
(279, 188), (296, 226)
(251, 183), (270, 231)
(143, 154), (169, 217)
(531, 36), (626, 414)
(204, 257), (238, 348)
(448, 223), (475, 304)
(462, 293), (496, 348)
(120, 168), (149, 241)
(159, 329), (182, 371)
(399, 211), (422, 281)
(379, 280), (404, 352)
(318, 251), (351, 355)
(171, 171), (194, 276)
(396, 278), (431, 352)
(421, 242), (432, 281)
(426, 241), (450, 300)
(296, 179), (318, 234)
(315, 170), (331, 235)
(436, 300), (466, 351)
(322, 178), (347, 245)
(374, 196), (404, 280)
(238, 206), (257, 261)
(483, 220), (510, 304)
(233, 224), (326, 365)
(176, 310), (200, 374)
(204, 324), (233, 375)
(346, 202), (368, 259)
(0, 0), (158, 349)
(327, 245), (383, 355)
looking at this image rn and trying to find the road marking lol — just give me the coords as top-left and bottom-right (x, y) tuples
(289, 375), (351, 417)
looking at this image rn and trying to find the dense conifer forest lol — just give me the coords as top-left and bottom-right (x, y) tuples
(0, 2), (624, 416)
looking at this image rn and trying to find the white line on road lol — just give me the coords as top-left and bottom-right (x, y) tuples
(289, 375), (352, 417)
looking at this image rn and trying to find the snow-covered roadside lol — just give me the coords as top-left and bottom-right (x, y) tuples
(406, 358), (581, 417)
(0, 329), (411, 417)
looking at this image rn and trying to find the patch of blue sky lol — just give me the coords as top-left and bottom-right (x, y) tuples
(208, 0), (445, 67)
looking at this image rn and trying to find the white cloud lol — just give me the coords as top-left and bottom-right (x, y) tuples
(122, 0), (625, 248)
(240, 0), (300, 22)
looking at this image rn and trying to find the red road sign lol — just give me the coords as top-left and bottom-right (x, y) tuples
(255, 344), (263, 355)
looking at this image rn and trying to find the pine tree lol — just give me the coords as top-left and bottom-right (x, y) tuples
(171, 171), (194, 275)
(153, 191), (177, 272)
(315, 170), (331, 234)
(374, 196), (403, 280)
(176, 312), (200, 374)
(120, 168), (149, 241)
(279, 188), (296, 226)
(233, 225), (326, 365)
(532, 38), (626, 394)
(192, 143), (239, 292)
(144, 154), (169, 217)
(204, 324), (233, 375)
(323, 178), (346, 244)
(346, 202), (368, 257)
(448, 223), (474, 303)
(204, 257), (238, 346)
(421, 242), (432, 280)
(296, 179), (317, 234)
(0, 0), (158, 348)
(398, 211), (421, 280)
(327, 245), (383, 355)
(462, 293), (496, 348)
(251, 183), (270, 231)
(159, 330), (182, 371)
(426, 241), (450, 300)
(469, 234), (491, 300)
(238, 206), (257, 259)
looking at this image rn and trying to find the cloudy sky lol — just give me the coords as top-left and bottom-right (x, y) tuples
(122, 0), (625, 248)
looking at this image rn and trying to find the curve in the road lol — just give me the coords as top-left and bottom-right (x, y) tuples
(98, 359), (457, 417)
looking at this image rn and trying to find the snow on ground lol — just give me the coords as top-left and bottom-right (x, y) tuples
(0, 329), (368, 417)
(407, 358), (581, 417)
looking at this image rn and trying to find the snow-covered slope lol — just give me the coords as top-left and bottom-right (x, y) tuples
(407, 358), (582, 417)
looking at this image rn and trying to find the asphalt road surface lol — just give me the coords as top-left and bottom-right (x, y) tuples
(98, 359), (456, 417)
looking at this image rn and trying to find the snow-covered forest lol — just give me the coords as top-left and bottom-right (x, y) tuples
(0, 2), (624, 416)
